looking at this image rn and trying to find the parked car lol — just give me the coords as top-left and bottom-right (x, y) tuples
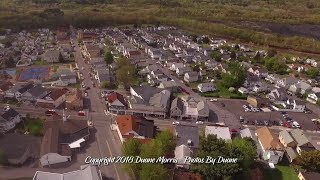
(45, 109), (55, 116)
(239, 116), (244, 123)
(292, 121), (301, 128)
(264, 120), (269, 126)
(209, 98), (218, 102)
(78, 111), (86, 116)
(172, 121), (180, 125)
(221, 103), (226, 107)
(279, 120), (283, 126)
(196, 121), (204, 125)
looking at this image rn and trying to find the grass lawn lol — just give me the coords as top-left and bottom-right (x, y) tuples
(263, 157), (298, 180)
(33, 60), (48, 66)
(22, 117), (43, 136)
(68, 82), (81, 89)
(201, 84), (247, 99)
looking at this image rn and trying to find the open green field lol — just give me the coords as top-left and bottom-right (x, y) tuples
(1, 0), (320, 54)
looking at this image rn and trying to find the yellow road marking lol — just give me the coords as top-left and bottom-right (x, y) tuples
(106, 139), (121, 180)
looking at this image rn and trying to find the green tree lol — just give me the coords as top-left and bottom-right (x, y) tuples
(227, 137), (256, 170)
(230, 50), (236, 59)
(122, 139), (142, 177)
(221, 62), (246, 88)
(104, 51), (114, 65)
(210, 51), (222, 62)
(139, 164), (169, 180)
(101, 81), (117, 89)
(306, 67), (319, 78)
(192, 135), (241, 179)
(295, 150), (320, 172)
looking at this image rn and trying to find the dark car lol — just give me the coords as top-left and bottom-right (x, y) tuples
(221, 103), (226, 107)
(85, 87), (91, 90)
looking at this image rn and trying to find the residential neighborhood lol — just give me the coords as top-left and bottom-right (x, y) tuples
(0, 25), (320, 180)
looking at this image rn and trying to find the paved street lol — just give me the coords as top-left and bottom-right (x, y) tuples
(74, 45), (129, 180)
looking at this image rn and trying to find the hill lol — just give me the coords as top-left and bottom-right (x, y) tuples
(1, 0), (320, 54)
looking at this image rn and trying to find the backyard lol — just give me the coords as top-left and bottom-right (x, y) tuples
(16, 116), (44, 136)
(262, 158), (299, 180)
(200, 84), (247, 99)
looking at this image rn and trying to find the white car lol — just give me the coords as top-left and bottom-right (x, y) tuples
(84, 92), (88, 97)
(209, 98), (218, 102)
(242, 105), (247, 108)
(172, 121), (180, 125)
(292, 121), (301, 128)
(196, 121), (204, 125)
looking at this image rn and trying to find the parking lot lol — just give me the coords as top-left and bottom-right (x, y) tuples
(211, 99), (320, 131)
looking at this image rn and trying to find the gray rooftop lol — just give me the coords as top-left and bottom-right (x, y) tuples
(279, 130), (295, 144)
(175, 125), (199, 148)
(33, 165), (101, 180)
(290, 129), (309, 147)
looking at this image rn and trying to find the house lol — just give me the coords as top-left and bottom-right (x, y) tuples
(197, 83), (215, 93)
(169, 63), (184, 71)
(20, 85), (48, 103)
(0, 133), (40, 165)
(205, 126), (231, 141)
(184, 72), (199, 83)
(279, 130), (297, 148)
(175, 144), (192, 169)
(255, 127), (284, 165)
(290, 129), (316, 154)
(240, 128), (257, 142)
(5, 82), (34, 99)
(267, 88), (288, 102)
(288, 82), (312, 95)
(176, 66), (192, 76)
(170, 97), (184, 119)
(0, 80), (13, 99)
(298, 171), (320, 180)
(0, 108), (21, 133)
(276, 76), (299, 89)
(247, 96), (269, 108)
(248, 67), (268, 78)
(285, 99), (306, 112)
(36, 88), (66, 108)
(171, 96), (209, 121)
(106, 92), (127, 114)
(175, 125), (199, 149)
(265, 74), (281, 84)
(127, 86), (171, 118)
(43, 49), (61, 63)
(60, 73), (77, 85)
(238, 87), (249, 95)
(40, 114), (90, 167)
(158, 81), (178, 92)
(32, 165), (102, 180)
(114, 115), (155, 143)
(307, 92), (320, 104)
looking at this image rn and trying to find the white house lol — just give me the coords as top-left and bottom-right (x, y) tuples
(307, 92), (320, 104)
(205, 126), (231, 141)
(175, 144), (192, 169)
(169, 63), (184, 71)
(197, 83), (215, 93)
(238, 87), (249, 95)
(255, 127), (284, 166)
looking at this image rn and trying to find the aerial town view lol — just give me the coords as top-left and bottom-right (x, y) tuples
(0, 0), (320, 180)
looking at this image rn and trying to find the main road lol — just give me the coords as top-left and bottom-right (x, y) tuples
(74, 44), (130, 180)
